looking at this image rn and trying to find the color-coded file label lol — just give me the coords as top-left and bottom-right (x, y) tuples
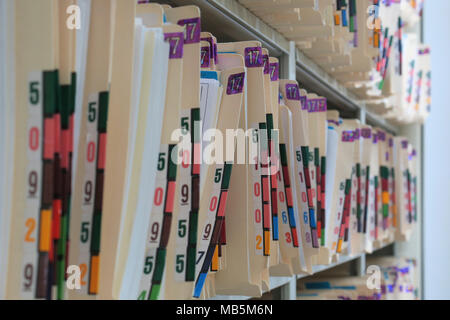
(22, 71), (44, 299)
(266, 114), (279, 242)
(293, 147), (312, 248)
(174, 108), (200, 283)
(302, 146), (319, 248)
(278, 144), (299, 248)
(78, 93), (100, 296)
(138, 143), (177, 300)
(332, 181), (345, 252)
(193, 163), (232, 298)
(250, 124), (271, 256)
(77, 91), (109, 296)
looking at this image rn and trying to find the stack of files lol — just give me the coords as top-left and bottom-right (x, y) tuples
(237, 0), (431, 125)
(0, 0), (420, 300)
(366, 256), (419, 300)
(1, 0), (78, 299)
(383, 40), (431, 124)
(210, 43), (306, 297)
(344, 0), (431, 124)
(239, 0), (356, 71)
(320, 112), (418, 257)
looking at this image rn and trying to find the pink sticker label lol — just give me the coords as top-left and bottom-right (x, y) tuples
(217, 191), (228, 217)
(54, 113), (61, 154)
(44, 117), (55, 160)
(98, 133), (107, 170)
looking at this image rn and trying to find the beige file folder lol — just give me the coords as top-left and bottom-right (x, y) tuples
(279, 80), (317, 274)
(195, 57), (245, 299)
(98, 0), (136, 300)
(163, 5), (202, 300)
(7, 0), (58, 300)
(326, 119), (355, 260)
(214, 40), (270, 296)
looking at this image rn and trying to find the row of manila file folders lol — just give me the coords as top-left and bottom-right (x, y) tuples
(0, 1), (417, 300)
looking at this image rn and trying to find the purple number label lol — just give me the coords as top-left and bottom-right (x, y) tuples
(401, 140), (408, 149)
(300, 96), (307, 110)
(389, 138), (393, 148)
(263, 55), (269, 75)
(362, 128), (372, 139)
(200, 37), (214, 59)
(244, 47), (263, 68)
(269, 63), (279, 81)
(227, 72), (245, 95)
(354, 129), (360, 140)
(373, 134), (378, 144)
(307, 99), (318, 112)
(318, 98), (327, 112)
(285, 84), (300, 101)
(378, 131), (386, 141)
(164, 32), (184, 59)
(201, 46), (210, 68)
(342, 131), (354, 142)
(178, 17), (201, 44)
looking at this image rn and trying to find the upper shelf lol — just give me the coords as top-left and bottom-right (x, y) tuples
(160, 0), (400, 135)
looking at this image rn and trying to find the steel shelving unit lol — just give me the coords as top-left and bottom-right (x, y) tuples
(156, 0), (423, 300)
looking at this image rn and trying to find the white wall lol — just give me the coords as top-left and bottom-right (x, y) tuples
(424, 0), (450, 300)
